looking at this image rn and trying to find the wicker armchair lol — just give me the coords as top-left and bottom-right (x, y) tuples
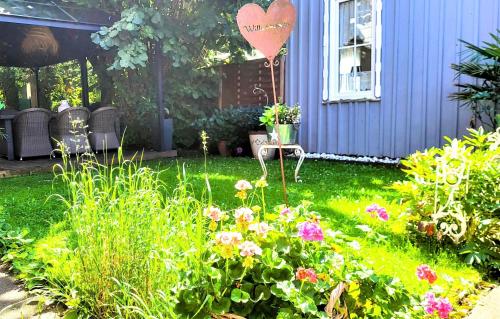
(13, 108), (53, 160)
(50, 107), (91, 154)
(88, 107), (121, 152)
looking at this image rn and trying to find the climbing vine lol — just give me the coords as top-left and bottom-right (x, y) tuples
(65, 0), (272, 147)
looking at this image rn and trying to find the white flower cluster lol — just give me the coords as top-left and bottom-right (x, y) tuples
(300, 153), (400, 165)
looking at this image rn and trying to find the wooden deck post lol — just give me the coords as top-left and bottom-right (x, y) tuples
(79, 58), (90, 108)
(155, 45), (167, 151)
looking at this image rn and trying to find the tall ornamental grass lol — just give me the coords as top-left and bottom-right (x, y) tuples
(54, 148), (208, 318)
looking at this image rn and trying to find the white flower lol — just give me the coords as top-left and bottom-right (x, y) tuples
(248, 222), (272, 238)
(238, 241), (262, 257)
(235, 180), (253, 191)
(348, 240), (361, 250)
(355, 225), (373, 233)
(331, 253), (345, 269)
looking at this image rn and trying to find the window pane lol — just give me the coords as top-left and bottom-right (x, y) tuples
(359, 45), (372, 91)
(339, 0), (355, 47)
(339, 47), (356, 93)
(339, 46), (372, 93)
(357, 0), (372, 44)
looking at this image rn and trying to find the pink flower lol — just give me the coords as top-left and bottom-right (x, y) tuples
(417, 265), (438, 284)
(215, 232), (243, 246)
(238, 241), (262, 257)
(377, 209), (389, 221)
(204, 207), (223, 222)
(279, 207), (295, 222)
(280, 208), (291, 216)
(297, 221), (324, 241)
(366, 204), (389, 221)
(366, 204), (381, 218)
(435, 298), (453, 319)
(423, 293), (439, 314)
(249, 222), (271, 238)
(422, 293), (453, 318)
(235, 180), (253, 191)
(235, 207), (254, 224)
(295, 267), (318, 283)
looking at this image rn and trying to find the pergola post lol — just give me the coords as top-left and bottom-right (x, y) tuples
(155, 45), (167, 151)
(79, 58), (90, 108)
(34, 67), (40, 107)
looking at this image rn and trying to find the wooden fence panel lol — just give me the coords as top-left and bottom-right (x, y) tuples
(218, 58), (284, 108)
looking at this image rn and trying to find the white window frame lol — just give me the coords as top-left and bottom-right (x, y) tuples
(323, 0), (382, 102)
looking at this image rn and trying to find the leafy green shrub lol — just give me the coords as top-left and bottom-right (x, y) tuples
(196, 106), (263, 150)
(450, 30), (500, 130)
(393, 128), (500, 273)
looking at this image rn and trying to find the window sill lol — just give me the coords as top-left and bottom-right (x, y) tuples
(322, 97), (381, 104)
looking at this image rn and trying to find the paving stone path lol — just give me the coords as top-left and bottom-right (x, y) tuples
(0, 264), (61, 319)
(466, 286), (500, 319)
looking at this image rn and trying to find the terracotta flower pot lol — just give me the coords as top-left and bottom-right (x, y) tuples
(217, 140), (231, 157)
(249, 131), (275, 160)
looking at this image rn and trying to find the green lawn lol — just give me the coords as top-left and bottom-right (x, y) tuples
(0, 156), (481, 295)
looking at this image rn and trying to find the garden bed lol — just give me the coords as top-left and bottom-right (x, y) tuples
(0, 156), (487, 318)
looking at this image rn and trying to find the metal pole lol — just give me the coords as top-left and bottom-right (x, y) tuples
(269, 58), (289, 206)
(79, 58), (90, 108)
(155, 0), (167, 152)
(156, 44), (167, 151)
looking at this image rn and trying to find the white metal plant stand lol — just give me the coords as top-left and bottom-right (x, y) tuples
(258, 144), (306, 182)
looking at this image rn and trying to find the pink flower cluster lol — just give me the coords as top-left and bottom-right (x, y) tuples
(215, 232), (243, 246)
(297, 221), (324, 241)
(295, 267), (318, 283)
(234, 207), (254, 224)
(238, 241), (262, 257)
(416, 264), (438, 284)
(365, 204), (389, 221)
(423, 293), (453, 318)
(204, 206), (224, 222)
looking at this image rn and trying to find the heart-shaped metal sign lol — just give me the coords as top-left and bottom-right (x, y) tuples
(236, 0), (296, 60)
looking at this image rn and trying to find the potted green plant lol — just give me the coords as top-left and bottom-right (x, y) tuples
(259, 102), (301, 145)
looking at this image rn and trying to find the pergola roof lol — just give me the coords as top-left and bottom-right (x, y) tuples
(0, 0), (114, 67)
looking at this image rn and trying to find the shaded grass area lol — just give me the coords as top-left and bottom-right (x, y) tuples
(0, 156), (480, 294)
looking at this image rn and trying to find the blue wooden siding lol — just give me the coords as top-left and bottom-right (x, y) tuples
(286, 0), (500, 158)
